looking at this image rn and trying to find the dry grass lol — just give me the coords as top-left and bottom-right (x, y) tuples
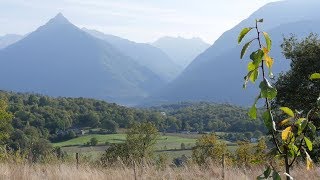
(0, 163), (319, 180)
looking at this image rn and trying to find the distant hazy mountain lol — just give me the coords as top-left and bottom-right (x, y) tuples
(0, 13), (165, 105)
(0, 34), (23, 49)
(148, 0), (320, 106)
(83, 29), (182, 82)
(152, 37), (210, 68)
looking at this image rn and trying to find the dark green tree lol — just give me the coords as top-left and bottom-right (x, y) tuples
(275, 33), (320, 113)
(101, 119), (118, 134)
(78, 112), (100, 128)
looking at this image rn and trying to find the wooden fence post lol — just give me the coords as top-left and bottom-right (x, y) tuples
(222, 153), (225, 180)
(76, 153), (79, 169)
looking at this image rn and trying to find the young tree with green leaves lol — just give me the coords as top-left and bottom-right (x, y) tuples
(101, 122), (159, 165)
(238, 19), (319, 180)
(192, 133), (229, 166)
(126, 122), (159, 161)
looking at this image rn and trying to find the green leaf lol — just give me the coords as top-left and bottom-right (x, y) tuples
(308, 122), (316, 134)
(280, 107), (294, 117)
(248, 95), (260, 119)
(249, 105), (257, 120)
(263, 166), (271, 178)
(238, 27), (253, 44)
(248, 62), (256, 71)
(310, 73), (320, 80)
(272, 171), (281, 180)
(297, 118), (307, 135)
(295, 118), (306, 125)
(262, 111), (273, 131)
(250, 69), (259, 83)
(257, 19), (264, 23)
(290, 144), (300, 156)
(263, 32), (272, 51)
(304, 137), (313, 151)
(250, 49), (264, 65)
(243, 71), (254, 88)
(241, 39), (254, 59)
(296, 118), (306, 134)
(259, 78), (277, 100)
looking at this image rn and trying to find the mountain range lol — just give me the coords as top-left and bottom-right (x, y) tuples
(0, 13), (167, 105)
(1, 0), (320, 106)
(83, 28), (181, 82)
(152, 37), (210, 68)
(147, 0), (320, 106)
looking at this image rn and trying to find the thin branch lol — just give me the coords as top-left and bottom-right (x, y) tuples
(289, 136), (304, 167)
(289, 108), (315, 167)
(255, 21), (283, 154)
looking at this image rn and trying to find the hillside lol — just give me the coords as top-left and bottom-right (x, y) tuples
(83, 29), (182, 82)
(149, 0), (320, 106)
(152, 36), (210, 68)
(0, 13), (164, 105)
(0, 90), (264, 147)
(149, 102), (265, 133)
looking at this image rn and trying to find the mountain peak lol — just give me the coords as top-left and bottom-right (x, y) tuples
(47, 13), (71, 25)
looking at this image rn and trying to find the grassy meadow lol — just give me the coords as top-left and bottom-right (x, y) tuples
(0, 163), (318, 180)
(52, 133), (238, 160)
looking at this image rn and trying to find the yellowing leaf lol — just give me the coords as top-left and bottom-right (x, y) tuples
(265, 54), (274, 68)
(279, 118), (290, 126)
(263, 32), (272, 51)
(282, 127), (292, 141)
(307, 155), (313, 170)
(263, 47), (269, 54)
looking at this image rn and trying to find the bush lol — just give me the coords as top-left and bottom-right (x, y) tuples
(84, 137), (98, 146)
(180, 143), (186, 150)
(90, 137), (98, 146)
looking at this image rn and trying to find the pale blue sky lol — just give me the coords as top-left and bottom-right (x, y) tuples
(0, 0), (279, 43)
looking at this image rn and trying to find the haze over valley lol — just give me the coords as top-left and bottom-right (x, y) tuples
(0, 0), (319, 106)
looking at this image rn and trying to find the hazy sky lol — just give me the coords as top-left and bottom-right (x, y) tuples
(0, 0), (279, 43)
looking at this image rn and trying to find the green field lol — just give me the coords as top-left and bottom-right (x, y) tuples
(52, 133), (238, 160)
(53, 134), (197, 149)
(53, 134), (127, 147)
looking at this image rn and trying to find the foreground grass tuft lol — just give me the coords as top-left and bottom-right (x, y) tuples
(0, 163), (319, 180)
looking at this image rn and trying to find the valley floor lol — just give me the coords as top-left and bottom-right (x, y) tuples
(0, 163), (319, 180)
(52, 133), (237, 160)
